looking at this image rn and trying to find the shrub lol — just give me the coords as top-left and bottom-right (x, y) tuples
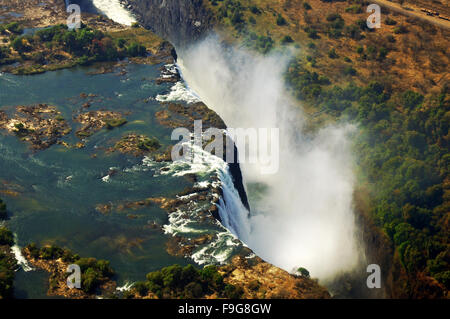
(10, 37), (31, 53)
(297, 267), (310, 278)
(345, 24), (363, 40)
(231, 11), (244, 26)
(402, 91), (424, 109)
(386, 35), (396, 43)
(385, 17), (397, 25)
(0, 46), (10, 60)
(184, 282), (203, 298)
(303, 2), (312, 10)
(248, 280), (260, 291)
(343, 66), (357, 76)
(76, 55), (90, 66)
(0, 227), (14, 246)
(326, 13), (342, 22)
(126, 43), (147, 57)
(105, 118), (127, 129)
(138, 137), (161, 151)
(328, 48), (338, 58)
(276, 14), (287, 26)
(345, 5), (362, 14)
(133, 281), (149, 296)
(356, 46), (364, 54)
(394, 25), (408, 34)
(0, 199), (6, 219)
(378, 47), (389, 60)
(25, 243), (40, 259)
(224, 284), (243, 299)
(4, 22), (23, 34)
(249, 6), (261, 14)
(281, 35), (294, 44)
(304, 27), (319, 39)
(117, 38), (126, 48)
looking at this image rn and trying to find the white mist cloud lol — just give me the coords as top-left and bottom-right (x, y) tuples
(178, 36), (363, 281)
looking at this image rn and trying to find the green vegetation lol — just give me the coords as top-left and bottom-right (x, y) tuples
(25, 243), (114, 293)
(206, 0), (449, 298)
(105, 118), (127, 129)
(281, 35), (294, 44)
(297, 267), (310, 278)
(0, 227), (14, 246)
(328, 48), (338, 59)
(287, 58), (449, 292)
(131, 264), (243, 299)
(276, 14), (287, 26)
(325, 13), (345, 38)
(0, 22), (23, 35)
(394, 25), (408, 34)
(138, 137), (161, 151)
(126, 42), (147, 57)
(0, 23), (148, 73)
(385, 17), (397, 26)
(0, 198), (15, 299)
(0, 198), (6, 220)
(0, 227), (16, 299)
(345, 5), (362, 14)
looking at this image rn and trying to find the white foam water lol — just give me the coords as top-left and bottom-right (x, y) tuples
(156, 82), (201, 104)
(11, 235), (33, 272)
(191, 231), (242, 265)
(141, 142), (250, 265)
(177, 36), (362, 281)
(116, 281), (134, 292)
(90, 0), (137, 26)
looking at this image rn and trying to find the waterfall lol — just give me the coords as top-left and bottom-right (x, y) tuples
(176, 36), (363, 281)
(69, 0), (137, 26)
(217, 166), (251, 245)
(79, 0), (362, 281)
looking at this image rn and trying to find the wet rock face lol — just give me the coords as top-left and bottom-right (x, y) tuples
(125, 0), (213, 47)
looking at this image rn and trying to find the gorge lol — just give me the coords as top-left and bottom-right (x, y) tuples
(79, 0), (366, 285)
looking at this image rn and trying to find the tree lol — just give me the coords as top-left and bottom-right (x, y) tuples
(281, 35), (294, 44)
(126, 43), (147, 57)
(276, 14), (287, 26)
(0, 198), (6, 219)
(0, 227), (14, 246)
(297, 267), (310, 278)
(402, 90), (424, 109)
(224, 284), (243, 299)
(0, 47), (9, 60)
(231, 11), (244, 26)
(184, 282), (203, 298)
(10, 37), (30, 53)
(117, 38), (126, 48)
(4, 22), (23, 34)
(133, 281), (149, 296)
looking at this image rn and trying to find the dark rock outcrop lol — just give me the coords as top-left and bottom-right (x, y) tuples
(124, 0), (213, 47)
